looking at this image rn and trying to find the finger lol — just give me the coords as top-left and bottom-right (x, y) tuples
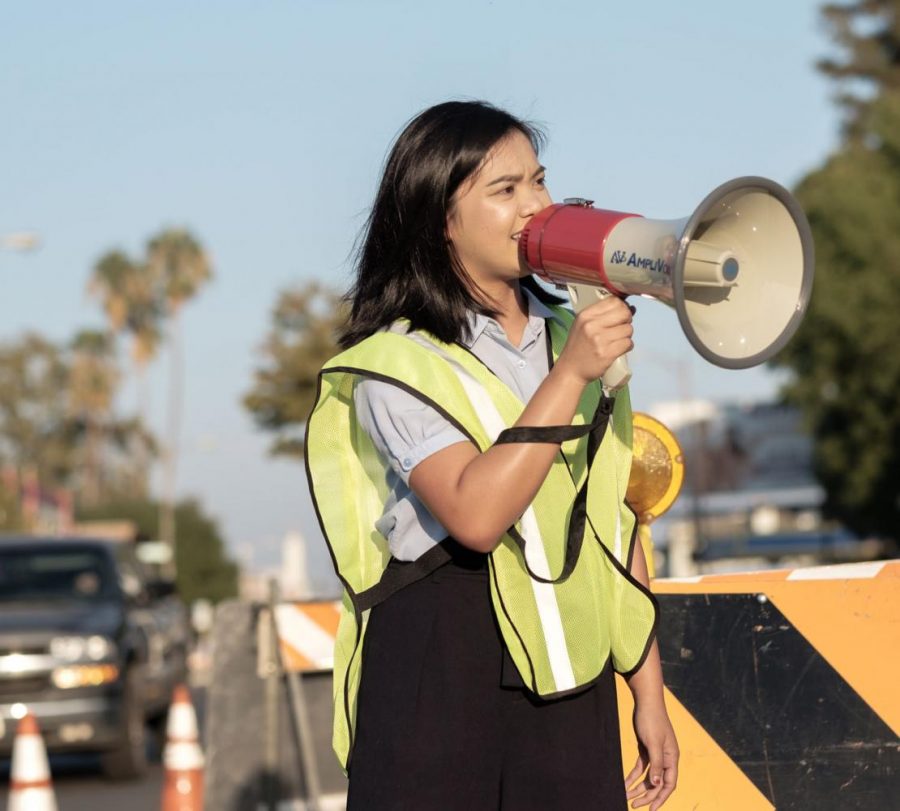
(648, 747), (679, 809)
(608, 323), (635, 342)
(626, 770), (653, 801)
(605, 338), (635, 358)
(648, 765), (678, 810)
(579, 296), (632, 321)
(624, 753), (647, 789)
(626, 777), (649, 800)
(625, 744), (650, 791)
(590, 303), (634, 326)
(632, 781), (665, 808)
(631, 785), (664, 809)
(584, 319), (632, 341)
(649, 765), (678, 811)
(646, 742), (665, 795)
(625, 766), (648, 796)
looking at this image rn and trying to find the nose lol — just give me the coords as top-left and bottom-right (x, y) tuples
(519, 186), (548, 218)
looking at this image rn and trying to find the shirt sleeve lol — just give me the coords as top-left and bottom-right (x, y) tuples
(353, 378), (470, 484)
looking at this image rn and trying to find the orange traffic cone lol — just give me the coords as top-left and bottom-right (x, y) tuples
(160, 684), (204, 811)
(7, 713), (58, 811)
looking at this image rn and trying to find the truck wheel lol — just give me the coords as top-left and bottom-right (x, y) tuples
(101, 667), (148, 780)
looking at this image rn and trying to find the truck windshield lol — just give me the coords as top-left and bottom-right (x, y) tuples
(0, 548), (117, 603)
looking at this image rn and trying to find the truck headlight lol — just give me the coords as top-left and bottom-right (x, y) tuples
(50, 635), (116, 662)
(52, 664), (120, 689)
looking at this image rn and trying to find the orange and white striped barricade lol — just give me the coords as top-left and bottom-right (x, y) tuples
(274, 601), (348, 809)
(274, 602), (340, 673)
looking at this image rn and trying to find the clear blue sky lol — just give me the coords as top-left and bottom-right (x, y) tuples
(0, 1), (841, 572)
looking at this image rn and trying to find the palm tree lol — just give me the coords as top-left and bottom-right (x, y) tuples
(146, 228), (213, 552)
(87, 252), (132, 332)
(88, 250), (162, 495)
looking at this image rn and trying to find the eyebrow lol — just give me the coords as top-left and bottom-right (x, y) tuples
(485, 165), (546, 187)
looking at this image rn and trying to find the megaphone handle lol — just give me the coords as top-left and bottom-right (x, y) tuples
(565, 283), (632, 391)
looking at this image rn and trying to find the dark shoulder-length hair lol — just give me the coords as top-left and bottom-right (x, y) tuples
(338, 100), (561, 349)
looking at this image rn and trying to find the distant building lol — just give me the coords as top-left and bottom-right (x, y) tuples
(280, 530), (312, 600)
(239, 569), (277, 603)
(645, 400), (886, 576)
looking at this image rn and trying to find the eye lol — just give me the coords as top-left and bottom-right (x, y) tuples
(535, 175), (547, 188)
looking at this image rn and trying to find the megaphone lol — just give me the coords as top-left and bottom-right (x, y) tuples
(519, 176), (815, 390)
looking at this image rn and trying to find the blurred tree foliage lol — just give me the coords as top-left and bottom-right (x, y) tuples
(77, 498), (239, 604)
(772, 0), (900, 545)
(817, 0), (900, 139)
(67, 329), (123, 507)
(0, 332), (155, 529)
(244, 283), (346, 458)
(0, 334), (72, 490)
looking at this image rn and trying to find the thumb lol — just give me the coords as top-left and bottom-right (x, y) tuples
(647, 742), (664, 788)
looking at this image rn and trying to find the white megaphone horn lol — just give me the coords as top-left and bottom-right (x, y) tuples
(518, 176), (815, 391)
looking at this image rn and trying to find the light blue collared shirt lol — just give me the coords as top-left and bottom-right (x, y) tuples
(353, 289), (564, 561)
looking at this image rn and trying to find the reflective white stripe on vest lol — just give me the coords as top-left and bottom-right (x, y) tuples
(611, 434), (624, 562)
(403, 332), (577, 692)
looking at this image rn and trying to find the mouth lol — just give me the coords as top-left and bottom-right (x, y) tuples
(511, 231), (522, 242)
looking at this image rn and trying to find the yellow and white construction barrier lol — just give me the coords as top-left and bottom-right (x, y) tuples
(277, 559), (900, 809)
(617, 558), (900, 810)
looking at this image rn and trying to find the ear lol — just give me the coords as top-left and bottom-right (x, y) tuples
(445, 212), (457, 245)
(446, 195), (468, 244)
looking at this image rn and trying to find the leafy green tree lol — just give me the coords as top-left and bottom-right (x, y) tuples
(772, 0), (900, 546)
(77, 497), (239, 604)
(67, 330), (120, 506)
(818, 0), (900, 137)
(244, 283), (345, 458)
(0, 332), (156, 520)
(0, 334), (74, 489)
(0, 475), (22, 531)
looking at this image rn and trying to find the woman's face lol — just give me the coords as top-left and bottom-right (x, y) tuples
(446, 130), (551, 288)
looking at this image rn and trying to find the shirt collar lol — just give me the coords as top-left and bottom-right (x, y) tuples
(462, 286), (565, 348)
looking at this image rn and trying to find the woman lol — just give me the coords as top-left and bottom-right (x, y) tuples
(305, 100), (679, 810)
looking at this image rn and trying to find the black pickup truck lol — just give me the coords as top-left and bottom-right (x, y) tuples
(0, 536), (190, 778)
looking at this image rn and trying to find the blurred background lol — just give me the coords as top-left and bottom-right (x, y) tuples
(2, 0), (899, 588)
(2, 0), (898, 803)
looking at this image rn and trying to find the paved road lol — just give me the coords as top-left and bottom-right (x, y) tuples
(1, 754), (164, 811)
(0, 687), (205, 810)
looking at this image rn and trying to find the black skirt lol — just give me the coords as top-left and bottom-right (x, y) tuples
(347, 542), (628, 810)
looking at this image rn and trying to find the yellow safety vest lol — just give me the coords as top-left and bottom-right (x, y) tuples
(305, 310), (658, 770)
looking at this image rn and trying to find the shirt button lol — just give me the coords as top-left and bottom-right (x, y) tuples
(401, 458), (413, 470)
(517, 359), (526, 368)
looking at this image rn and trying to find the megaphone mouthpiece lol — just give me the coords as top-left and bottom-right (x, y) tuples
(682, 240), (740, 287)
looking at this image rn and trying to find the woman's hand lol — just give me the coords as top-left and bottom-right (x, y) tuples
(554, 295), (634, 385)
(624, 697), (679, 809)
(409, 291), (635, 553)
